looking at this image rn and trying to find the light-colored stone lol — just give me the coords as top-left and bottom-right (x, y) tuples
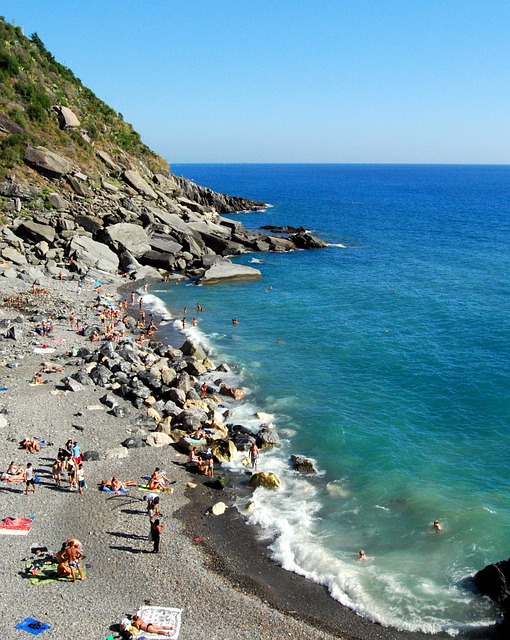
(104, 222), (152, 258)
(105, 447), (129, 459)
(123, 170), (157, 199)
(199, 259), (262, 285)
(146, 432), (172, 447)
(248, 471), (283, 489)
(210, 501), (228, 516)
(70, 235), (119, 272)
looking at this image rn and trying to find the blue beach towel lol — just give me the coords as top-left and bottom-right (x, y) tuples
(15, 617), (51, 635)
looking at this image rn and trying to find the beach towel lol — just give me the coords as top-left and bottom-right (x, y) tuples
(100, 486), (129, 494)
(15, 617), (51, 636)
(0, 517), (33, 535)
(25, 559), (87, 585)
(33, 348), (55, 354)
(138, 484), (162, 493)
(134, 606), (182, 639)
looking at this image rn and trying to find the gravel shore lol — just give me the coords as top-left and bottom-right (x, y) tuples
(0, 270), (497, 640)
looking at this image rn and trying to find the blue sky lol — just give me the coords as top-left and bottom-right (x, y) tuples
(2, 1), (510, 164)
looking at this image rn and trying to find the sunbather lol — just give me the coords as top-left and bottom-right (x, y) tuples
(20, 437), (40, 453)
(121, 614), (174, 637)
(101, 477), (137, 491)
(148, 467), (172, 492)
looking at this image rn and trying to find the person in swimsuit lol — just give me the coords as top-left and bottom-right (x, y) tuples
(121, 616), (174, 637)
(249, 442), (260, 472)
(148, 468), (172, 492)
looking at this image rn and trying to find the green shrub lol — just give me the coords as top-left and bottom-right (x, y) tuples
(0, 133), (28, 168)
(0, 51), (19, 76)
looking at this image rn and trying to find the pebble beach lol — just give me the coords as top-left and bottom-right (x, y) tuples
(0, 268), (493, 640)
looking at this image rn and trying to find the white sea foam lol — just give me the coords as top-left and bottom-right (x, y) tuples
(327, 242), (347, 248)
(138, 293), (173, 320)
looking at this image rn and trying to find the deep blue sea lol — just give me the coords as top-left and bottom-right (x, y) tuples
(148, 164), (510, 634)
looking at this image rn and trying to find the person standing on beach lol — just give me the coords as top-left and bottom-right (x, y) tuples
(24, 462), (36, 494)
(150, 518), (163, 554)
(76, 463), (86, 496)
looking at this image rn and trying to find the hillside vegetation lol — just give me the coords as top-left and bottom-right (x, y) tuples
(0, 17), (168, 183)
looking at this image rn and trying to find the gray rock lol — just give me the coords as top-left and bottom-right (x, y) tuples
(24, 145), (73, 177)
(290, 454), (317, 474)
(17, 220), (56, 245)
(2, 246), (27, 265)
(46, 193), (68, 210)
(82, 450), (100, 461)
(123, 170), (157, 199)
(122, 436), (146, 449)
(54, 105), (80, 129)
(104, 222), (152, 257)
(166, 387), (186, 406)
(180, 339), (207, 361)
(67, 175), (89, 197)
(64, 377), (84, 392)
(96, 149), (120, 171)
(69, 235), (119, 272)
(0, 181), (39, 200)
(257, 427), (281, 448)
(89, 364), (112, 387)
(199, 259), (261, 285)
(100, 393), (118, 409)
(75, 214), (103, 234)
(111, 405), (130, 418)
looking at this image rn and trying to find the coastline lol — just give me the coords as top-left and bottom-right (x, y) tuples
(0, 268), (499, 640)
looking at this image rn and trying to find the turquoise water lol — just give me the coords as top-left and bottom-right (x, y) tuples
(150, 164), (510, 634)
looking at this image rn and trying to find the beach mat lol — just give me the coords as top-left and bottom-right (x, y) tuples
(138, 484), (162, 492)
(0, 517), (33, 535)
(135, 606), (182, 639)
(15, 617), (51, 635)
(25, 559), (87, 585)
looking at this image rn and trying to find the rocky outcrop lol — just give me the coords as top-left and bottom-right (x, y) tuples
(53, 105), (80, 129)
(174, 175), (266, 213)
(474, 558), (510, 603)
(103, 223), (152, 258)
(199, 260), (262, 285)
(123, 169), (157, 199)
(24, 145), (73, 178)
(290, 454), (317, 474)
(69, 235), (119, 272)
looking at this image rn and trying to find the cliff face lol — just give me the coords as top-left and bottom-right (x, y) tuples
(0, 19), (324, 284)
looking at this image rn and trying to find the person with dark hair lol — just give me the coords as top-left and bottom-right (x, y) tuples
(150, 518), (163, 554)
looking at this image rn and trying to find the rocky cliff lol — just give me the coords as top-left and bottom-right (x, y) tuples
(0, 18), (325, 285)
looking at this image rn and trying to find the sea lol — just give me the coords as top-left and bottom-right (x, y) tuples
(145, 164), (510, 635)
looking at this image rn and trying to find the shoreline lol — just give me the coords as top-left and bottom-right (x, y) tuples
(0, 267), (499, 640)
(138, 280), (499, 640)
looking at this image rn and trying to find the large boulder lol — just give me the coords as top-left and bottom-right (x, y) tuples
(289, 232), (328, 249)
(290, 454), (317, 474)
(69, 235), (119, 272)
(248, 471), (283, 489)
(146, 432), (172, 447)
(17, 221), (56, 245)
(474, 558), (510, 603)
(123, 170), (157, 198)
(104, 223), (152, 257)
(199, 259), (261, 285)
(24, 145), (72, 177)
(220, 385), (245, 400)
(54, 105), (80, 129)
